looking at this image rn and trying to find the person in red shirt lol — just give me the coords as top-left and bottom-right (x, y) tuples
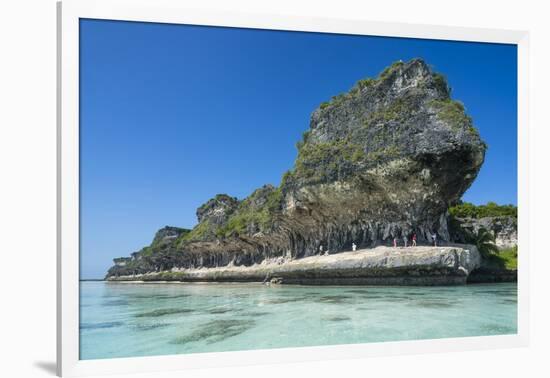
(412, 233), (417, 247)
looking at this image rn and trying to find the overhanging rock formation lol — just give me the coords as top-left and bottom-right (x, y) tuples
(106, 58), (486, 282)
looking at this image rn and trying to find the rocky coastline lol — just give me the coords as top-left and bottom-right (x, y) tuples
(107, 245), (481, 286)
(105, 59), (516, 286)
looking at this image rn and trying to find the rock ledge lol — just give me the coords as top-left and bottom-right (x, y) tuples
(107, 245), (480, 286)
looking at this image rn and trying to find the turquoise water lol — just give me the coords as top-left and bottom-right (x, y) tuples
(80, 281), (517, 360)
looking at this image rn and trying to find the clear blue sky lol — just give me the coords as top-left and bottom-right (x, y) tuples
(80, 19), (517, 279)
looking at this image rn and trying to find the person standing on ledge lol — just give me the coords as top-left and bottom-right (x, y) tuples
(352, 242), (357, 252)
(412, 233), (417, 247)
(393, 237), (397, 248)
(319, 245), (323, 255)
(432, 232), (437, 247)
(403, 235), (408, 248)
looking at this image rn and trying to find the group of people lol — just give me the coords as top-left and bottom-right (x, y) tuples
(317, 232), (439, 256)
(393, 232), (438, 248)
(319, 243), (358, 255)
(393, 233), (417, 248)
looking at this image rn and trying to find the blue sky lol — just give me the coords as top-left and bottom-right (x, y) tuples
(80, 19), (517, 279)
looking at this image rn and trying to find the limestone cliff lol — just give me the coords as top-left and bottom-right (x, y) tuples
(450, 216), (517, 250)
(106, 58), (487, 280)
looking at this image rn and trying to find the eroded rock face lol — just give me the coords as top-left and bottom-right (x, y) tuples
(113, 257), (131, 267)
(151, 226), (189, 246)
(106, 59), (487, 279)
(450, 216), (518, 249)
(196, 194), (240, 225)
(279, 59), (485, 254)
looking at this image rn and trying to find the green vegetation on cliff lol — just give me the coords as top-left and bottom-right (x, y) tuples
(364, 97), (419, 126)
(498, 246), (518, 270)
(151, 226), (190, 248)
(287, 59), (480, 190)
(216, 186), (283, 238)
(379, 60), (405, 80)
(177, 220), (213, 245)
(451, 215), (518, 274)
(319, 61), (406, 111)
(449, 202), (517, 219)
(482, 246), (518, 271)
(196, 194), (238, 215)
(473, 227), (500, 258)
(429, 99), (479, 137)
(432, 73), (449, 93)
(291, 137), (367, 183)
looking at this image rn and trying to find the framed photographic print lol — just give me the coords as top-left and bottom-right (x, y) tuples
(57, 0), (529, 376)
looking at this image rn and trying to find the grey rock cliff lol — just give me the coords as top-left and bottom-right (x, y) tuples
(279, 59), (485, 252)
(151, 226), (189, 246)
(196, 194), (240, 225)
(106, 59), (487, 280)
(450, 216), (517, 249)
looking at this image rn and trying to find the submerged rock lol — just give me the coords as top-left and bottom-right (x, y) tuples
(106, 58), (487, 282)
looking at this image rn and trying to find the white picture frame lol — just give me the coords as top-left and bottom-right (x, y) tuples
(57, 0), (530, 376)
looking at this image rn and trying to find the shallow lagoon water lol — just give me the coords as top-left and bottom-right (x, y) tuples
(80, 281), (517, 360)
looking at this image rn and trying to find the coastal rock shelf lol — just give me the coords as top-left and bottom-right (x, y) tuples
(107, 245), (481, 286)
